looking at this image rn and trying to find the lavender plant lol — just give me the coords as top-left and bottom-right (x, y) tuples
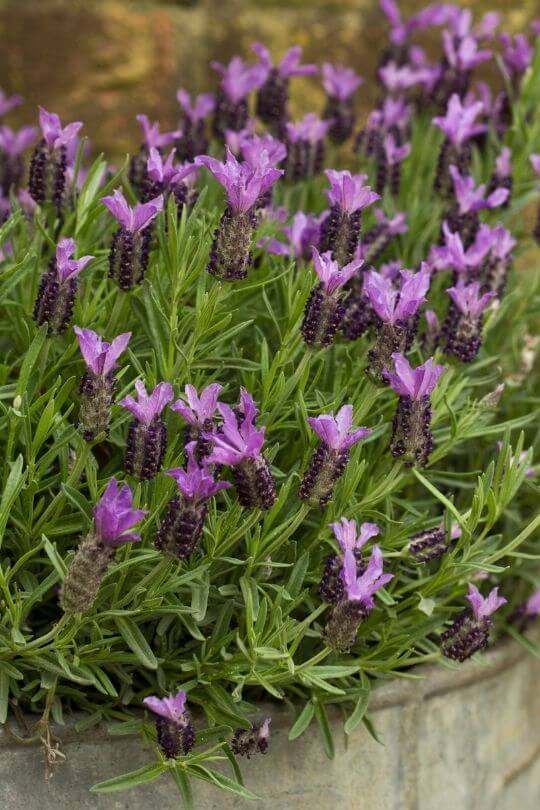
(0, 2), (539, 805)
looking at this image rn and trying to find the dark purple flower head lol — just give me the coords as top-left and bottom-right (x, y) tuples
(466, 584), (506, 619)
(196, 147), (282, 213)
(144, 690), (187, 722)
(252, 43), (317, 79)
(167, 441), (232, 500)
(447, 280), (495, 317)
(384, 353), (445, 399)
(432, 94), (486, 147)
(330, 517), (380, 555)
(0, 90), (22, 117)
(146, 147), (198, 187)
(176, 89), (215, 123)
(500, 33), (533, 76)
(211, 57), (266, 104)
(119, 380), (174, 426)
(342, 544), (393, 606)
(54, 238), (94, 282)
(286, 114), (332, 144)
(363, 264), (431, 324)
(495, 146), (511, 178)
(374, 208), (408, 235)
(136, 114), (180, 149)
(382, 134), (411, 166)
(205, 396), (266, 466)
(74, 326), (131, 376)
(261, 211), (323, 260)
(38, 107), (82, 150)
(0, 125), (37, 156)
(93, 478), (145, 547)
(442, 31), (492, 72)
(322, 64), (363, 100)
(325, 169), (379, 213)
(241, 134), (287, 169)
(307, 404), (371, 451)
(449, 165), (508, 214)
(171, 383), (223, 427)
(311, 248), (363, 294)
(530, 154), (540, 178)
(102, 189), (163, 232)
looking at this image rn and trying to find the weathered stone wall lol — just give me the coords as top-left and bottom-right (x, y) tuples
(1, 637), (539, 808)
(0, 0), (537, 156)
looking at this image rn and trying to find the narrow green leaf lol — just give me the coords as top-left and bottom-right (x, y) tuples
(91, 763), (166, 793)
(115, 617), (158, 670)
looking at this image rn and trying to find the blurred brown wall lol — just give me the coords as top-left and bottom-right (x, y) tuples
(0, 0), (537, 157)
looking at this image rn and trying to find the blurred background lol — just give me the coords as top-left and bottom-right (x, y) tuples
(0, 0), (537, 157)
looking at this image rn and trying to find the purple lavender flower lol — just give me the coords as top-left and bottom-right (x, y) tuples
(260, 210), (323, 262)
(429, 221), (492, 276)
(299, 405), (371, 508)
(433, 95), (485, 193)
(212, 56), (265, 139)
(241, 133), (287, 171)
(364, 264), (431, 382)
(171, 382), (223, 458)
(102, 189), (163, 290)
(204, 390), (275, 509)
(129, 114), (181, 195)
(384, 353), (445, 466)
(445, 164), (508, 245)
(324, 545), (393, 652)
(0, 125), (37, 193)
(479, 223), (516, 297)
(144, 147), (199, 212)
(500, 33), (533, 82)
(28, 107), (82, 208)
(120, 381), (173, 479)
(231, 718), (271, 758)
(444, 280), (495, 362)
(0, 89), (22, 117)
(449, 165), (508, 214)
(354, 95), (411, 161)
(322, 63), (363, 143)
(319, 517), (379, 604)
(155, 442), (231, 560)
(301, 248), (363, 348)
(33, 238), (94, 336)
(376, 134), (411, 196)
(60, 478), (145, 613)
(253, 43), (317, 136)
(197, 147), (283, 281)
(441, 584), (506, 662)
(320, 170), (379, 265)
(144, 690), (195, 758)
(284, 114), (332, 181)
(176, 89), (215, 160)
(74, 326), (131, 441)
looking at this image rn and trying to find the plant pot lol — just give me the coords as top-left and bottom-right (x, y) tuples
(1, 637), (539, 809)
